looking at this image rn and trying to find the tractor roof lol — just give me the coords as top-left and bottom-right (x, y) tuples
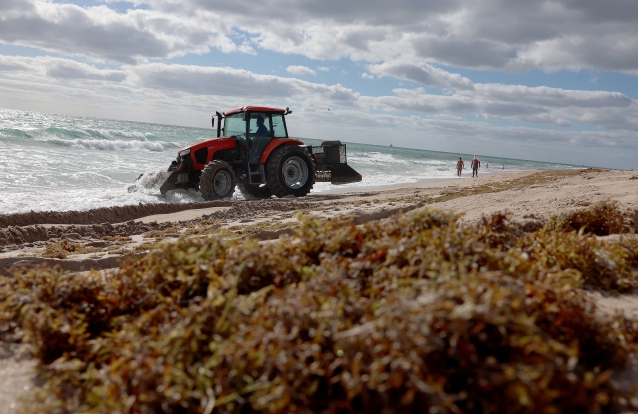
(225, 106), (286, 115)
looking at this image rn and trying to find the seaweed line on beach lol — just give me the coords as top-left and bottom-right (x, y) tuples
(0, 169), (591, 253)
(1, 200), (638, 413)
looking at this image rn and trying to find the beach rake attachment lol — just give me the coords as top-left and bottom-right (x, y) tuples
(308, 141), (362, 184)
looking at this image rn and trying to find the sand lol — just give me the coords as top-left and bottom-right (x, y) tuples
(2, 168), (638, 412)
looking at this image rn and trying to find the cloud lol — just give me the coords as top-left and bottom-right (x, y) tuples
(413, 38), (519, 70)
(369, 60), (474, 89)
(0, 0), (239, 64)
(363, 84), (638, 130)
(45, 60), (127, 82)
(2, 0), (638, 73)
(0, 55), (127, 82)
(3, 55), (634, 133)
(133, 64), (299, 97)
(132, 0), (638, 72)
(124, 61), (638, 131)
(0, 60), (31, 72)
(470, 84), (632, 109)
(140, 0), (458, 26)
(361, 73), (374, 80)
(514, 33), (638, 72)
(129, 63), (359, 104)
(286, 65), (316, 76)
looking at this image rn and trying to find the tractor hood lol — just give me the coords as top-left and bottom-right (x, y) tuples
(176, 136), (236, 156)
(174, 136), (238, 170)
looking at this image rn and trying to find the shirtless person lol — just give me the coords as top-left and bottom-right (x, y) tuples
(456, 157), (465, 176)
(471, 155), (480, 177)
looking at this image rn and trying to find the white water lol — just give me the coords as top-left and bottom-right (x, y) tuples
(0, 108), (581, 215)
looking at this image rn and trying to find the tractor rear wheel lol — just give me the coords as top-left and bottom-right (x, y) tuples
(237, 180), (273, 199)
(200, 160), (236, 200)
(266, 145), (314, 198)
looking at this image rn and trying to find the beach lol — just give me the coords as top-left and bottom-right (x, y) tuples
(2, 167), (638, 412)
(3, 168), (638, 273)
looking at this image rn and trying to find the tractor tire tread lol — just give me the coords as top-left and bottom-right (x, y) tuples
(265, 145), (314, 198)
(200, 160), (236, 200)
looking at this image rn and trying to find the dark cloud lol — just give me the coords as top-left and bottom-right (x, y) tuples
(149, 0), (460, 26)
(1, 0), (638, 73)
(0, 0), (24, 11)
(338, 28), (388, 51)
(0, 2), (230, 64)
(562, 0), (638, 23)
(140, 0), (638, 71)
(414, 38), (519, 69)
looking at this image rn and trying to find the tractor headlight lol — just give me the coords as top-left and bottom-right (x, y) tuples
(179, 149), (191, 157)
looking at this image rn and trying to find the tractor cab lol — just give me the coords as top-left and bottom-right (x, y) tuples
(213, 106), (303, 187)
(217, 107), (288, 164)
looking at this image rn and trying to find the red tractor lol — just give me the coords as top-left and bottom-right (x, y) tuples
(159, 106), (362, 200)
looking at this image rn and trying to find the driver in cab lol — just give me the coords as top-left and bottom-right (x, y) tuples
(254, 116), (270, 136)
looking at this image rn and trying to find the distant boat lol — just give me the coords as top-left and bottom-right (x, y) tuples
(389, 144), (393, 147)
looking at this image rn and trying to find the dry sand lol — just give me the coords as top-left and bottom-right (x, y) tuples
(2, 168), (638, 412)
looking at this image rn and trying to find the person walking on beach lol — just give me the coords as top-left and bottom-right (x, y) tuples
(456, 157), (465, 176)
(471, 155), (480, 177)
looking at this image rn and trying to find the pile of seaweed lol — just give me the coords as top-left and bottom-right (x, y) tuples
(1, 202), (638, 413)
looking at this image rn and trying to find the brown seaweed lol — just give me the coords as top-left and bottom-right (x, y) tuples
(1, 203), (637, 413)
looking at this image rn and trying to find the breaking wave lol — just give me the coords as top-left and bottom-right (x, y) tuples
(47, 137), (166, 152)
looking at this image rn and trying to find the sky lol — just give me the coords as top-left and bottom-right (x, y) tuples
(0, 0), (637, 169)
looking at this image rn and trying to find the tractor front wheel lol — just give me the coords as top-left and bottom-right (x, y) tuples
(200, 160), (236, 200)
(266, 145), (314, 198)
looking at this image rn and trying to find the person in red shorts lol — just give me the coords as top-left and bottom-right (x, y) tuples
(471, 155), (480, 177)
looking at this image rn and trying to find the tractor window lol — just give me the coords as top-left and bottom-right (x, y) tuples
(248, 113), (271, 137)
(271, 114), (287, 138)
(247, 113), (272, 164)
(224, 113), (246, 138)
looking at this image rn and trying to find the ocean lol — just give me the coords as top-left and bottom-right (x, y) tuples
(0, 108), (581, 215)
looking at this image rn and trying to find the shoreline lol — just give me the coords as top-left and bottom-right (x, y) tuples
(0, 167), (558, 219)
(1, 168), (633, 275)
(0, 169), (560, 217)
(0, 171), (520, 227)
